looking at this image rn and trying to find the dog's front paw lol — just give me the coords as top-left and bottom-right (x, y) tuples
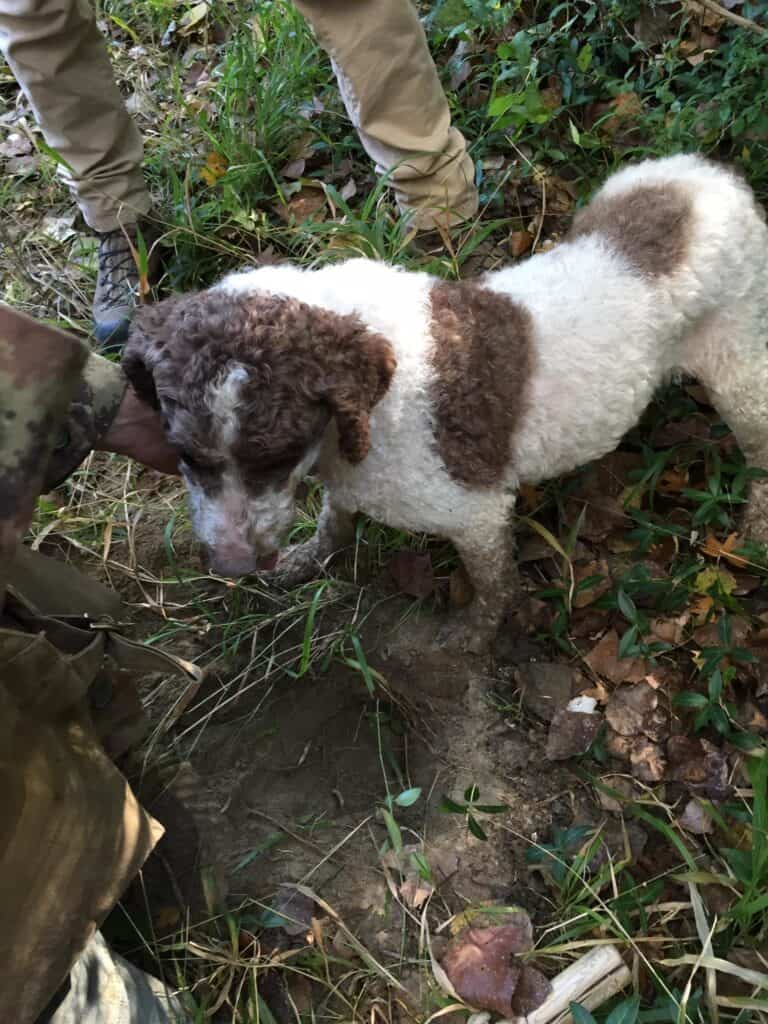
(434, 612), (494, 657)
(269, 541), (323, 587)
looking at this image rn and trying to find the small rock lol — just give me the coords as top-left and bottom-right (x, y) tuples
(546, 707), (601, 760)
(679, 799), (714, 835)
(518, 663), (577, 722)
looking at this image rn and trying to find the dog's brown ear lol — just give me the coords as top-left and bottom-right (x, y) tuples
(319, 326), (397, 464)
(122, 296), (185, 410)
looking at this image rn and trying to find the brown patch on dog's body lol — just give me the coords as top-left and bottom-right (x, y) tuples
(428, 282), (534, 487)
(569, 182), (692, 277)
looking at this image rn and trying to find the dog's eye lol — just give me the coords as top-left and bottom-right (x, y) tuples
(180, 452), (214, 474)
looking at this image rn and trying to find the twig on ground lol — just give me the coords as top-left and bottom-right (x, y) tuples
(697, 0), (766, 35)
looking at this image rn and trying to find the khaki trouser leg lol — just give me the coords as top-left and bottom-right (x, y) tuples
(0, 0), (150, 231)
(295, 0), (478, 229)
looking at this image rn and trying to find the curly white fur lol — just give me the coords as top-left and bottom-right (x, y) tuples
(207, 155), (768, 647)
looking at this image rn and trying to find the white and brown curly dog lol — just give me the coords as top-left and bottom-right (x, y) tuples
(124, 155), (768, 651)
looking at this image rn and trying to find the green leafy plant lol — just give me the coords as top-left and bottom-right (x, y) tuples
(439, 784), (507, 840)
(674, 614), (757, 739)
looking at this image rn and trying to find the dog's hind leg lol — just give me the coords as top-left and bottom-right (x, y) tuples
(683, 301), (768, 543)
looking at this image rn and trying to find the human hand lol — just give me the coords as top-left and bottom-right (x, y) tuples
(96, 385), (179, 474)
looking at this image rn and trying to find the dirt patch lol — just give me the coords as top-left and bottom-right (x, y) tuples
(167, 598), (580, 959)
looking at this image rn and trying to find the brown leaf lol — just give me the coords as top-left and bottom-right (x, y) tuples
(702, 531), (748, 569)
(276, 186), (327, 223)
(546, 707), (601, 760)
(657, 467), (689, 494)
(281, 157), (306, 179)
(510, 230), (534, 258)
(630, 739), (667, 782)
(442, 919), (550, 1017)
(605, 682), (658, 736)
(399, 875), (434, 909)
(597, 774), (639, 812)
(585, 629), (647, 685)
(667, 737), (731, 799)
(388, 550), (434, 598)
(572, 559), (612, 609)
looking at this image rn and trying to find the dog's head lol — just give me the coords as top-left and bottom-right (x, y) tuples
(123, 288), (396, 576)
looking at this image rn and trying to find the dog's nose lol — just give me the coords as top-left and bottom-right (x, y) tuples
(208, 549), (258, 578)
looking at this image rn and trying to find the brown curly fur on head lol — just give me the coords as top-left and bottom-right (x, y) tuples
(123, 289), (397, 485)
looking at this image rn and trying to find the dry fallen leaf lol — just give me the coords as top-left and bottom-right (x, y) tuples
(702, 531), (749, 569)
(399, 875), (434, 909)
(605, 682), (658, 737)
(572, 559), (612, 609)
(510, 230), (534, 258)
(585, 629), (647, 685)
(281, 157), (306, 179)
(657, 467), (689, 494)
(178, 1), (210, 36)
(667, 736), (731, 799)
(630, 739), (667, 783)
(275, 186), (327, 223)
(597, 774), (639, 813)
(442, 919), (550, 1017)
(388, 550), (434, 598)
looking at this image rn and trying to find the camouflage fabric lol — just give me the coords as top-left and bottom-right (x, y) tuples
(0, 305), (198, 1022)
(0, 303), (126, 594)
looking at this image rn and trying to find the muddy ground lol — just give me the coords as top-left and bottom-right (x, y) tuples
(46, 464), (598, 974)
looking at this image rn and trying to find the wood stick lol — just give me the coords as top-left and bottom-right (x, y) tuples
(501, 945), (632, 1024)
(696, 0), (766, 36)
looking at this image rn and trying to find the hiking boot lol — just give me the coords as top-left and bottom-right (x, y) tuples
(93, 224), (155, 352)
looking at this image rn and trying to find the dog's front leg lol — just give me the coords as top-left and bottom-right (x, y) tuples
(273, 491), (355, 586)
(444, 511), (518, 654)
